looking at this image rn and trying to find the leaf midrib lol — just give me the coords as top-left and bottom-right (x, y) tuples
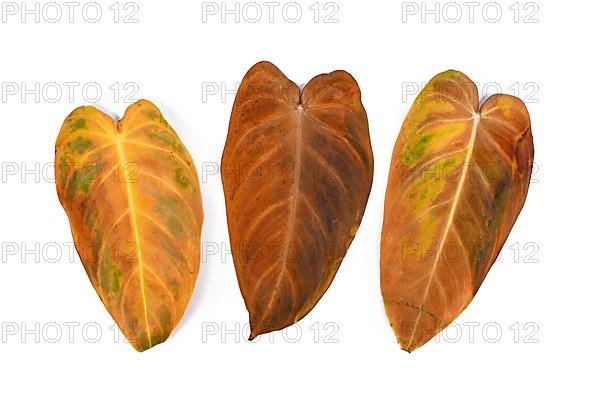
(114, 130), (153, 348)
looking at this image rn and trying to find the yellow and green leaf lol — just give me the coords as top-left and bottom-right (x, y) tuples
(55, 100), (203, 351)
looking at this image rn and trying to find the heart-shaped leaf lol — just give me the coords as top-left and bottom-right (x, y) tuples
(55, 100), (203, 351)
(380, 71), (534, 352)
(222, 61), (374, 338)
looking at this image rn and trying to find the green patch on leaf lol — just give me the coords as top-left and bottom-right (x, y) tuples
(100, 248), (122, 296)
(157, 305), (172, 328)
(70, 119), (86, 133)
(68, 136), (93, 154)
(92, 230), (103, 262)
(145, 110), (169, 125)
(167, 217), (184, 237)
(85, 211), (96, 230)
(404, 133), (433, 164)
(155, 195), (187, 238)
(148, 131), (181, 152)
(157, 195), (184, 217)
(59, 153), (71, 181)
(68, 169), (95, 196)
(175, 168), (190, 189)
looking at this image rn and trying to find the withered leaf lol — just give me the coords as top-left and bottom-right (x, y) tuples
(55, 100), (203, 351)
(381, 71), (534, 352)
(222, 61), (374, 338)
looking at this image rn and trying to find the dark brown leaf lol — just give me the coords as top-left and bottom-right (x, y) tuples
(222, 61), (374, 338)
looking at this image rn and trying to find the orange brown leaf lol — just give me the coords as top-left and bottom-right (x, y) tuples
(380, 71), (534, 352)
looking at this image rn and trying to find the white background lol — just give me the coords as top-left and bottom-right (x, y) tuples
(0, 0), (596, 398)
